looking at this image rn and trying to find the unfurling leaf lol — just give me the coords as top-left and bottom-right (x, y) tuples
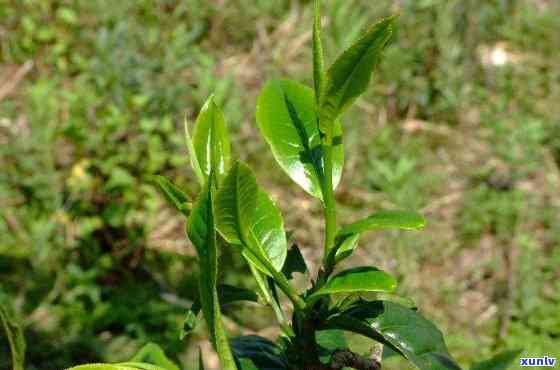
(256, 79), (344, 199)
(308, 266), (396, 302)
(187, 178), (237, 369)
(312, 0), (325, 103)
(192, 95), (231, 184)
(180, 304), (199, 339)
(184, 115), (204, 185)
(320, 16), (396, 130)
(333, 233), (360, 264)
(326, 300), (462, 370)
(151, 175), (189, 215)
(215, 161), (287, 276)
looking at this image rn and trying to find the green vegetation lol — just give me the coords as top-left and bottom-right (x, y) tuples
(1, 0), (558, 369)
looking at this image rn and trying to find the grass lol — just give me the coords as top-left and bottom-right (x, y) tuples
(1, 0), (559, 368)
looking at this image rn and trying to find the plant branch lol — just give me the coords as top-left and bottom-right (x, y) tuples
(309, 349), (381, 370)
(329, 349), (381, 370)
(321, 124), (337, 272)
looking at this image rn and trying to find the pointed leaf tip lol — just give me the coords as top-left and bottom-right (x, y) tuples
(320, 15), (396, 128)
(192, 95), (231, 184)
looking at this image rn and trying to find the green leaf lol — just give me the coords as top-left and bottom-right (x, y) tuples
(116, 364), (170, 370)
(256, 79), (344, 199)
(66, 366), (130, 370)
(309, 267), (397, 301)
(186, 179), (237, 369)
(151, 175), (189, 215)
(320, 16), (395, 129)
(332, 210), (425, 263)
(316, 329), (347, 364)
(248, 263), (275, 304)
(313, 0), (325, 103)
(130, 343), (179, 370)
(231, 336), (289, 370)
(65, 364), (167, 370)
(0, 303), (26, 370)
(215, 161), (287, 275)
(327, 300), (462, 370)
(333, 233), (360, 264)
(192, 95), (232, 184)
(282, 244), (308, 279)
(184, 115), (204, 185)
(470, 350), (523, 370)
(338, 210), (426, 235)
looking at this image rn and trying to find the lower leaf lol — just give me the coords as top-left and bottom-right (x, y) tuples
(231, 335), (289, 370)
(187, 179), (237, 369)
(325, 300), (462, 370)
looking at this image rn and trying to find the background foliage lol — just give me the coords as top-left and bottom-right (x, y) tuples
(1, 0), (559, 368)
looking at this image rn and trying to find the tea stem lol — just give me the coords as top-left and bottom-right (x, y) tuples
(321, 125), (337, 271)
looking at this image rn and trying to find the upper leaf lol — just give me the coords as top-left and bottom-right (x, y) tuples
(187, 179), (238, 369)
(192, 95), (232, 183)
(338, 210), (426, 236)
(319, 16), (395, 129)
(184, 115), (204, 185)
(256, 79), (344, 199)
(215, 161), (288, 275)
(470, 350), (523, 370)
(332, 210), (425, 263)
(151, 175), (189, 215)
(327, 300), (462, 370)
(231, 335), (289, 370)
(308, 266), (396, 301)
(312, 0), (325, 103)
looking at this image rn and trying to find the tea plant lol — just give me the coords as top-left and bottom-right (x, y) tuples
(1, 1), (523, 370)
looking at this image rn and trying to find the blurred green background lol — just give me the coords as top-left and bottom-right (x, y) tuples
(1, 0), (559, 369)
